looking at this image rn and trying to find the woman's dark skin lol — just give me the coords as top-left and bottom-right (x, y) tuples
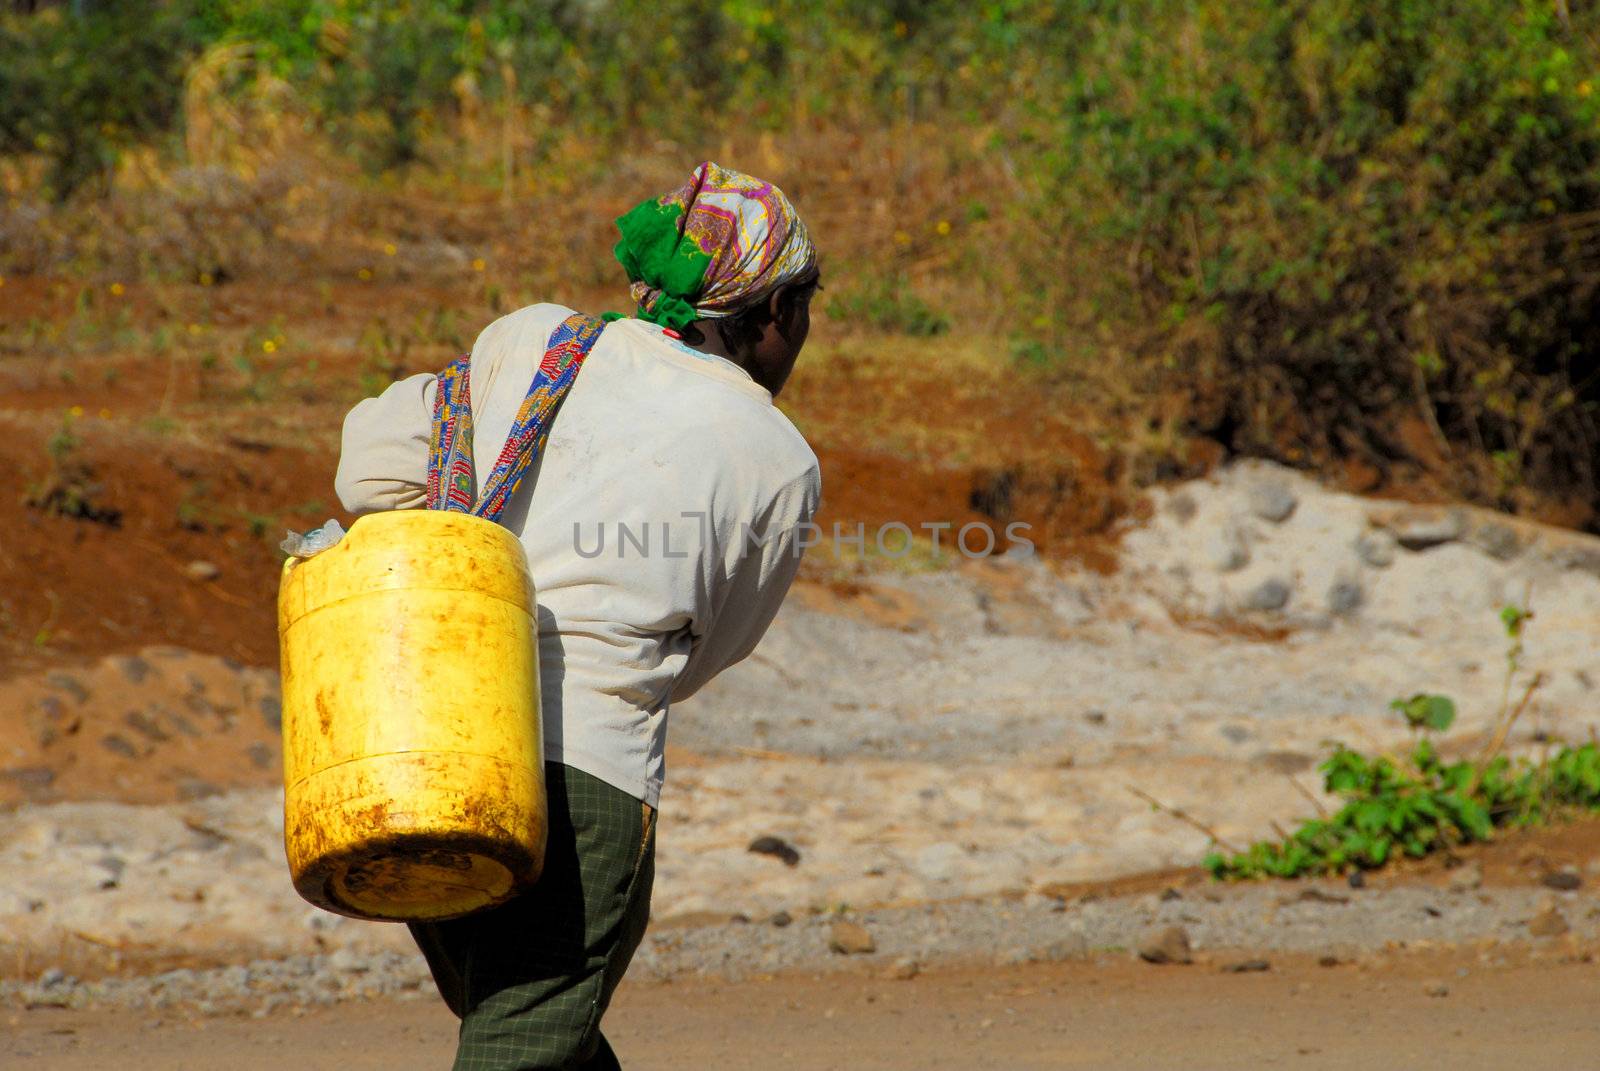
(681, 270), (820, 397)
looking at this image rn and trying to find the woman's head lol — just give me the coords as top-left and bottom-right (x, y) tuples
(613, 162), (819, 393)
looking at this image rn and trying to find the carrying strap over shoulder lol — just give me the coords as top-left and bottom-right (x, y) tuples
(426, 312), (605, 521)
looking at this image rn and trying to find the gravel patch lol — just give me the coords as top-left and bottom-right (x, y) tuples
(4, 881), (1590, 1014)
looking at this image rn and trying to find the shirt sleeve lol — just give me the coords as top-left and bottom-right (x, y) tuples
(669, 465), (821, 703)
(334, 372), (437, 514)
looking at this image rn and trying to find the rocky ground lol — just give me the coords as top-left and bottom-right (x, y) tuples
(3, 460), (1599, 1015)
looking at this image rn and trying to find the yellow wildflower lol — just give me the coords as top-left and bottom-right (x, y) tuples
(263, 339), (278, 354)
(69, 405), (84, 418)
(98, 408), (111, 419)
(383, 243), (397, 256)
(199, 272), (214, 287)
(187, 323), (202, 336)
(893, 231), (911, 246)
(358, 268), (373, 281)
(935, 220), (952, 236)
(109, 282), (125, 296)
(472, 258), (487, 272)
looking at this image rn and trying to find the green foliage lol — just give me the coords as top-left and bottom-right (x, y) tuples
(0, 1), (203, 194)
(827, 276), (950, 337)
(0, 0), (1070, 191)
(1207, 739), (1600, 880)
(24, 409), (119, 524)
(7, 2), (1600, 524)
(1390, 693), (1456, 733)
(1207, 604), (1593, 881)
(1037, 0), (1600, 518)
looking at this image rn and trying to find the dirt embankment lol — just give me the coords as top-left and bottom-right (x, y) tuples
(1, 268), (1137, 678)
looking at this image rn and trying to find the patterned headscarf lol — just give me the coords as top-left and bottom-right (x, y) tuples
(612, 162), (817, 331)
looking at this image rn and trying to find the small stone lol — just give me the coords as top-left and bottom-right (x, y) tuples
(184, 560), (220, 582)
(1241, 577), (1291, 613)
(176, 779), (221, 801)
(1552, 545), (1600, 578)
(1248, 483), (1298, 523)
(1257, 750), (1314, 774)
(828, 920), (877, 955)
(999, 947), (1031, 967)
(1448, 863), (1484, 893)
(747, 835), (802, 867)
(1355, 530), (1398, 568)
(1469, 522), (1522, 561)
(769, 911), (792, 928)
(46, 673), (90, 704)
(1137, 926), (1192, 965)
(123, 710), (171, 743)
(38, 968), (67, 989)
(27, 696), (81, 749)
(328, 948), (369, 974)
(99, 734), (139, 759)
(1042, 933), (1089, 961)
(1165, 492), (1198, 523)
(1317, 955), (1340, 968)
(1390, 509), (1466, 551)
(259, 695), (283, 731)
(165, 711), (201, 738)
(1295, 888), (1349, 905)
(113, 655), (152, 683)
(247, 742), (273, 769)
(97, 854), (125, 890)
(1222, 959), (1270, 973)
(1529, 906), (1570, 937)
(1423, 979), (1450, 998)
(0, 766), (56, 791)
(1326, 577), (1363, 615)
(884, 956), (920, 980)
(1347, 871), (1366, 889)
(1207, 526), (1251, 572)
(1542, 869), (1583, 892)
(1083, 709), (1107, 726)
(1159, 887), (1183, 902)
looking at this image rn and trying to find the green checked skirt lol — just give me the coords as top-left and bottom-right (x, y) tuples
(409, 762), (656, 1071)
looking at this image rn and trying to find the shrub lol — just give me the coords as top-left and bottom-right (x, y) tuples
(826, 275), (950, 336)
(1038, 0), (1600, 523)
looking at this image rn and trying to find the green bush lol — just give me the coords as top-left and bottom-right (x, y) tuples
(827, 275), (950, 336)
(0, 0), (1070, 192)
(1206, 605), (1593, 881)
(1040, 0), (1600, 519)
(1208, 734), (1600, 880)
(0, 1), (207, 194)
(6, 2), (1600, 525)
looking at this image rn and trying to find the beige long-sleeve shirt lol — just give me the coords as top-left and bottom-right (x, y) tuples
(335, 304), (820, 806)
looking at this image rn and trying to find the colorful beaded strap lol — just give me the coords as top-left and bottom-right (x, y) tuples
(427, 313), (605, 521)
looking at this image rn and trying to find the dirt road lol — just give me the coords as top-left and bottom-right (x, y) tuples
(10, 952), (1599, 1070)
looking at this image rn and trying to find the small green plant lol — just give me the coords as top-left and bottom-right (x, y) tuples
(1204, 604), (1586, 880)
(24, 410), (119, 524)
(357, 317), (411, 398)
(826, 276), (949, 337)
(176, 480), (218, 531)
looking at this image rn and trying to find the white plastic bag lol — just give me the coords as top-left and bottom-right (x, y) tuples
(281, 519), (347, 559)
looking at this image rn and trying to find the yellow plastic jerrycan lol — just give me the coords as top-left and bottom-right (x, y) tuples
(277, 510), (546, 922)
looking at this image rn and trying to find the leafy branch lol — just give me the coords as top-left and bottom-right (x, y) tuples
(1204, 603), (1592, 880)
